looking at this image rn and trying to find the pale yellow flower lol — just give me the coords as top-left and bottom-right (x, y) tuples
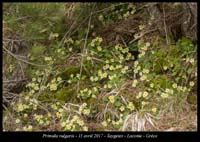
(50, 83), (57, 91)
(61, 51), (65, 55)
(101, 121), (107, 127)
(25, 96), (29, 101)
(177, 86), (183, 91)
(39, 120), (44, 125)
(115, 121), (120, 125)
(132, 79), (138, 87)
(27, 125), (33, 131)
(109, 75), (114, 80)
(127, 53), (132, 58)
(82, 103), (87, 107)
(163, 66), (168, 70)
(44, 57), (52, 61)
(182, 87), (187, 92)
(94, 76), (98, 81)
(90, 42), (95, 47)
(138, 52), (145, 58)
(118, 118), (123, 124)
(15, 119), (20, 124)
(65, 125), (72, 130)
(56, 112), (62, 118)
(136, 92), (142, 99)
(124, 66), (129, 70)
(141, 46), (147, 51)
(23, 126), (28, 131)
(98, 37), (103, 43)
(115, 44), (120, 50)
(108, 95), (115, 103)
(140, 75), (147, 81)
(83, 109), (90, 115)
(139, 25), (145, 30)
(161, 93), (168, 98)
(73, 115), (79, 121)
(142, 91), (148, 98)
(121, 69), (126, 74)
(172, 83), (177, 89)
(93, 87), (98, 92)
(17, 104), (24, 112)
(141, 101), (146, 106)
(190, 58), (195, 64)
(107, 84), (112, 89)
(142, 69), (149, 74)
(119, 55), (124, 60)
(61, 122), (66, 127)
(103, 65), (107, 70)
(102, 72), (107, 78)
(112, 120), (116, 125)
(105, 60), (109, 64)
(86, 56), (91, 60)
(152, 107), (157, 113)
(150, 83), (154, 88)
(24, 114), (28, 118)
(34, 85), (39, 91)
(47, 113), (51, 118)
(57, 49), (61, 53)
(127, 102), (135, 111)
(134, 34), (139, 39)
(134, 61), (139, 67)
(70, 74), (74, 78)
(32, 78), (36, 82)
(83, 126), (88, 131)
(134, 69), (138, 74)
(189, 81), (195, 87)
(90, 76), (94, 82)
(195, 72), (197, 77)
(59, 108), (64, 113)
(116, 65), (122, 69)
(97, 46), (102, 51)
(109, 66), (114, 70)
(78, 120), (84, 126)
(169, 89), (174, 95)
(165, 88), (170, 93)
(119, 106), (125, 112)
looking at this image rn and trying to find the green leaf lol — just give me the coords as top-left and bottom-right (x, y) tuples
(115, 101), (121, 107)
(123, 110), (130, 117)
(187, 69), (193, 74)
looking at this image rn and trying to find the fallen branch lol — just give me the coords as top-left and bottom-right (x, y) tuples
(3, 46), (50, 67)
(77, 6), (93, 92)
(129, 28), (157, 44)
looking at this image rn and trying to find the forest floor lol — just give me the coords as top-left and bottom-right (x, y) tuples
(3, 3), (197, 131)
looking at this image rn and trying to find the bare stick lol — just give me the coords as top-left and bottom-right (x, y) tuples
(163, 6), (170, 45)
(3, 46), (49, 67)
(129, 28), (157, 44)
(77, 8), (93, 92)
(58, 19), (77, 47)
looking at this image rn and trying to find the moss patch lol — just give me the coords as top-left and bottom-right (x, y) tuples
(187, 95), (197, 105)
(54, 80), (91, 103)
(57, 65), (91, 81)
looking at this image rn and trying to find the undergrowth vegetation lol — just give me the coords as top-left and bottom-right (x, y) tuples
(3, 3), (197, 131)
